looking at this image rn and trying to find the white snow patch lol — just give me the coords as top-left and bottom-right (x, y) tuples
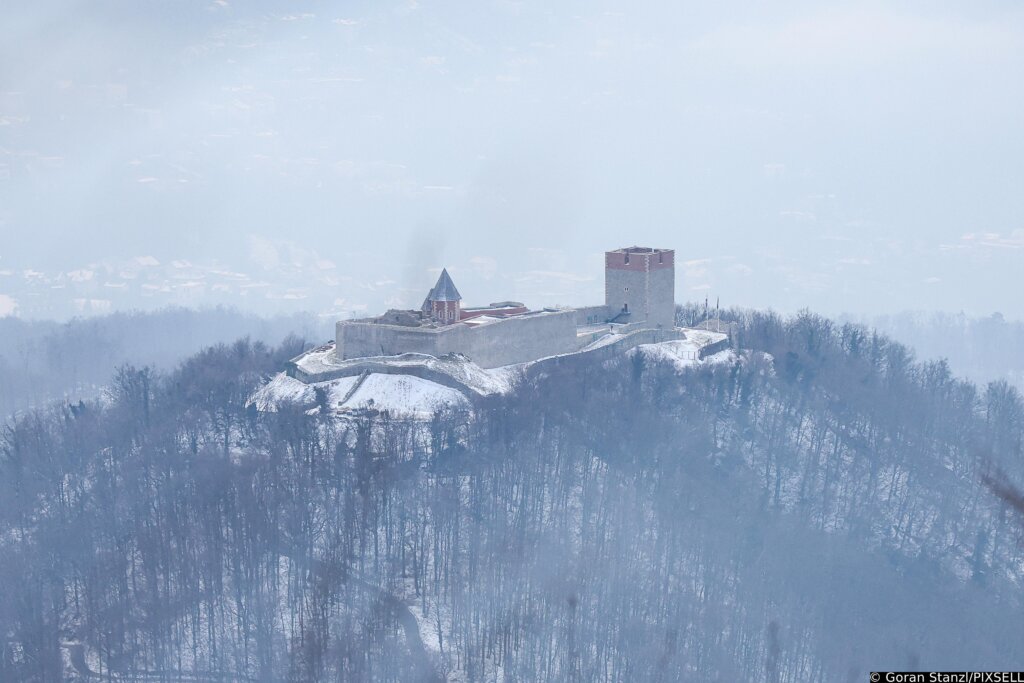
(704, 349), (737, 364)
(632, 338), (736, 371)
(481, 364), (522, 393)
(325, 376), (360, 405)
(632, 339), (702, 370)
(582, 332), (621, 350)
(252, 370), (469, 417)
(291, 343), (516, 397)
(344, 373), (469, 415)
(249, 373), (316, 411)
(683, 329), (728, 347)
(408, 603), (442, 653)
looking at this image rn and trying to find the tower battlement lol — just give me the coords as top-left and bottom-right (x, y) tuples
(604, 247), (675, 328)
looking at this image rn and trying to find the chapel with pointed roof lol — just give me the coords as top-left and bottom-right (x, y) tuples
(422, 268), (463, 323)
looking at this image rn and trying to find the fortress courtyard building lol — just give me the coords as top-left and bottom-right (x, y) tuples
(333, 246), (681, 369)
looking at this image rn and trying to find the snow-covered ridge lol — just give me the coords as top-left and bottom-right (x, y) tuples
(252, 329), (730, 418)
(250, 371), (472, 417)
(288, 343), (517, 395)
(631, 338), (734, 370)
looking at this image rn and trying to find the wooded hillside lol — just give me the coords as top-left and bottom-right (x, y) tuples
(2, 311), (1023, 681)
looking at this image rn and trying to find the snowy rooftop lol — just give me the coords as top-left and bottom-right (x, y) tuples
(461, 315), (506, 327)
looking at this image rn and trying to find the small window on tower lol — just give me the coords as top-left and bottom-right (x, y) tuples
(658, 252), (664, 264)
(624, 253), (630, 265)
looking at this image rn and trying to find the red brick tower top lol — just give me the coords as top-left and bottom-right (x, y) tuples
(604, 246), (674, 271)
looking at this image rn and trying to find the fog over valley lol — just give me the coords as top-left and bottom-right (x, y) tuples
(2, 1), (1023, 319)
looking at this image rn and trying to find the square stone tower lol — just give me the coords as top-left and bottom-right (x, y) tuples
(605, 247), (675, 328)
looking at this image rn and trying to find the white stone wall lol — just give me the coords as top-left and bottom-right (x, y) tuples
(647, 266), (675, 328)
(605, 267), (649, 320)
(573, 305), (611, 326)
(336, 321), (441, 360)
(604, 258), (674, 327)
(337, 309), (579, 369)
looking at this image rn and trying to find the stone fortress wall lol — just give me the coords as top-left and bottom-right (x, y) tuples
(573, 305), (611, 326)
(337, 309), (580, 369)
(291, 322), (723, 401)
(440, 309), (579, 367)
(334, 246), (681, 370)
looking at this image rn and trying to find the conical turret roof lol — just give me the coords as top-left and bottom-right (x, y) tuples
(427, 268), (462, 302)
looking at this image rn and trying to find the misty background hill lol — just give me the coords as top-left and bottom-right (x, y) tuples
(4, 305), (1021, 422)
(0, 307), (333, 417)
(2, 307), (1023, 681)
(858, 311), (1024, 392)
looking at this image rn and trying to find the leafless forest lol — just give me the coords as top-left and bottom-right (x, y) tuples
(2, 309), (1024, 681)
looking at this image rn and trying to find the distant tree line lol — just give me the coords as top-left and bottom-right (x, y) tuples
(0, 307), (331, 417)
(678, 302), (1024, 391)
(858, 310), (1024, 391)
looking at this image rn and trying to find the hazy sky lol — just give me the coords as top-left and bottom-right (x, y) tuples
(1, 0), (1022, 320)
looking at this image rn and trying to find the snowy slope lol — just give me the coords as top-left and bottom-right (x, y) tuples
(249, 373), (317, 411)
(631, 339), (733, 369)
(344, 373), (469, 415)
(251, 371), (469, 417)
(254, 334), (730, 418)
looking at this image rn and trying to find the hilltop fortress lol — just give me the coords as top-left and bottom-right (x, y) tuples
(335, 246), (680, 369)
(270, 245), (732, 408)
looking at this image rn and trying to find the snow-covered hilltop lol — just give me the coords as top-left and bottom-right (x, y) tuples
(335, 247), (683, 370)
(250, 244), (736, 417)
(251, 328), (730, 418)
